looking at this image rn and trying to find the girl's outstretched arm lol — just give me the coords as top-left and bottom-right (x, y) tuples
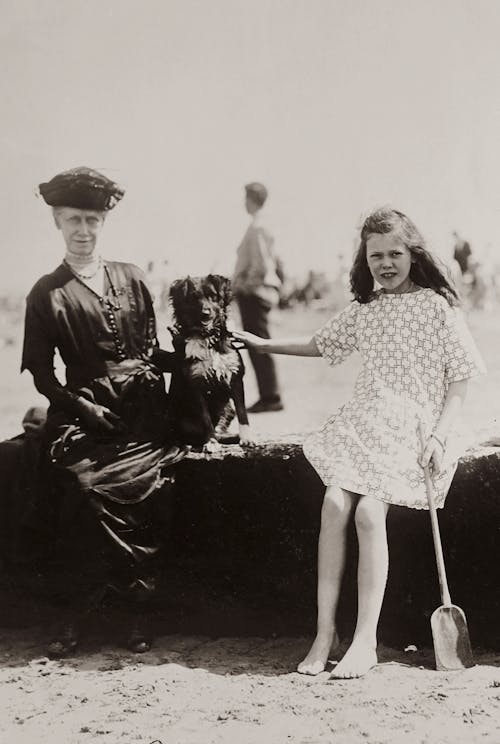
(420, 378), (469, 474)
(232, 330), (320, 357)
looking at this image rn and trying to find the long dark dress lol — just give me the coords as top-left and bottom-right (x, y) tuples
(21, 261), (183, 600)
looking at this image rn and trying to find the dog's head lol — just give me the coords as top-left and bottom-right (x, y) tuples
(169, 274), (232, 337)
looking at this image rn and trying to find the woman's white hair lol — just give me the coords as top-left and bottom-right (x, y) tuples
(52, 206), (106, 219)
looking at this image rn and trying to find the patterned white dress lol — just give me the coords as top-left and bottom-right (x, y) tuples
(303, 288), (485, 509)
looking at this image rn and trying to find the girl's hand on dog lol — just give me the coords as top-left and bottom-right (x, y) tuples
(232, 330), (266, 351)
(230, 331), (248, 349)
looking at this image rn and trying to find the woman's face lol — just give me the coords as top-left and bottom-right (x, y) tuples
(366, 232), (413, 293)
(53, 207), (106, 257)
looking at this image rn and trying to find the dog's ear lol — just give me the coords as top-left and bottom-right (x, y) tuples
(170, 276), (194, 307)
(169, 279), (183, 309)
(207, 274), (232, 308)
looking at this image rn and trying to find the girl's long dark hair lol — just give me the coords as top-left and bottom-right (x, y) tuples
(350, 208), (459, 306)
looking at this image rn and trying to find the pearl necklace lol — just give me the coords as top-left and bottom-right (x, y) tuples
(63, 255), (103, 280)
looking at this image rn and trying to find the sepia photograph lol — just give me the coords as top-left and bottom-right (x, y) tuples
(1, 1), (499, 742)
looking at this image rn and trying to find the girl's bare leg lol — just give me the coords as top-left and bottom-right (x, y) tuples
(297, 487), (357, 675)
(330, 496), (389, 679)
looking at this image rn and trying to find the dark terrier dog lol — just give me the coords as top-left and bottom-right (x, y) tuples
(166, 274), (252, 449)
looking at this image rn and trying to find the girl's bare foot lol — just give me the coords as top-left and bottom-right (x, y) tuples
(329, 641), (377, 679)
(297, 630), (340, 676)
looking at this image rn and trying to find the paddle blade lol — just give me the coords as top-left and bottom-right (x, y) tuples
(431, 605), (474, 671)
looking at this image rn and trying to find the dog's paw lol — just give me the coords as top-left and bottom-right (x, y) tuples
(238, 425), (256, 448)
(239, 437), (257, 448)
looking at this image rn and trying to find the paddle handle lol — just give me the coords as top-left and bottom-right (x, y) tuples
(418, 423), (452, 607)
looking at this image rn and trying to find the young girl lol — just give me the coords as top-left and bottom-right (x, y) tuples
(234, 207), (485, 680)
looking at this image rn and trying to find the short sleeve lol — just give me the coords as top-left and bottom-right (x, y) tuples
(314, 302), (359, 367)
(440, 303), (486, 383)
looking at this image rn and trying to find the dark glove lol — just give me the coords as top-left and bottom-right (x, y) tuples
(75, 398), (124, 432)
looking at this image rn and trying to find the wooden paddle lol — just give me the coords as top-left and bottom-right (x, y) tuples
(418, 424), (474, 671)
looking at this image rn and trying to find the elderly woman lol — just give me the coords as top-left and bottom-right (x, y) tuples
(22, 167), (183, 656)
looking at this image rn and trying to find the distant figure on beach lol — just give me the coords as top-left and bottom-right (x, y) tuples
(235, 207), (484, 679)
(451, 231), (488, 310)
(233, 182), (284, 413)
(452, 230), (472, 275)
(145, 258), (172, 313)
(21, 167), (183, 657)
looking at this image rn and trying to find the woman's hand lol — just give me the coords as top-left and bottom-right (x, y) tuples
(420, 434), (445, 475)
(77, 398), (124, 432)
(232, 330), (267, 352)
(22, 406), (47, 438)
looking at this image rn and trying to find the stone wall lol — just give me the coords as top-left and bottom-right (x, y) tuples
(167, 442), (500, 648)
(1, 438), (499, 649)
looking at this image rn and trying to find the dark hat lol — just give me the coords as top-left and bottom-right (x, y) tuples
(245, 181), (268, 207)
(39, 166), (125, 211)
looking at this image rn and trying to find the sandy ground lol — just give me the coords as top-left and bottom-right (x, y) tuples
(1, 304), (500, 743)
(1, 629), (500, 744)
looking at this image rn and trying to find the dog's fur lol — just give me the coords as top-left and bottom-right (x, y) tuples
(166, 274), (250, 448)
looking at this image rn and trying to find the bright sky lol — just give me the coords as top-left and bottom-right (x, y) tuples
(1, 0), (500, 293)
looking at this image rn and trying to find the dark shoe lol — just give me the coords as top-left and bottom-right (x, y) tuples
(126, 624), (153, 653)
(47, 623), (79, 659)
(247, 399), (284, 413)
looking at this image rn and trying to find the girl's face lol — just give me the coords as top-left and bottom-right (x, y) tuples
(366, 232), (413, 293)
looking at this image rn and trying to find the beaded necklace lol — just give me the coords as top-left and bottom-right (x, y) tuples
(103, 263), (122, 311)
(62, 260), (126, 359)
(63, 255), (102, 280)
(63, 260), (121, 310)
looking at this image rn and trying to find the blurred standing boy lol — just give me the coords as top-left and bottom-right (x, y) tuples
(233, 182), (284, 412)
